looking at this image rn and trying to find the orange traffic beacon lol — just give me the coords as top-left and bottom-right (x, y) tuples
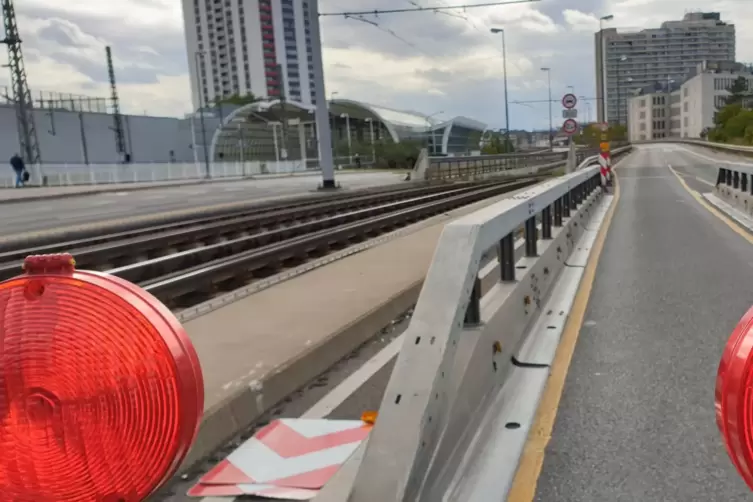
(0, 254), (204, 501)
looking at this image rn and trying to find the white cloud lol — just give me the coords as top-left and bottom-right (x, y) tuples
(1, 0), (751, 132)
(563, 10), (599, 33)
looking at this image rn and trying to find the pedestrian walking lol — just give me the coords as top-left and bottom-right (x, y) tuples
(10, 153), (25, 188)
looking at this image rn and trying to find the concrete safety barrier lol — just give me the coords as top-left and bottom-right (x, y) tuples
(316, 164), (616, 501)
(712, 164), (753, 216)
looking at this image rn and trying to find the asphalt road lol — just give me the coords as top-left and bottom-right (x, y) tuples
(535, 144), (751, 501)
(1, 171), (407, 236)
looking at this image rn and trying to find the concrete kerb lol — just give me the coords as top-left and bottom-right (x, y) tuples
(181, 280), (425, 470)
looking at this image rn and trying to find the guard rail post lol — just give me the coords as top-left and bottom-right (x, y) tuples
(318, 164), (613, 502)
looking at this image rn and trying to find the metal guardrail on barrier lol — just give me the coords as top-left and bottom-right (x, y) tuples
(423, 142), (631, 181)
(318, 164), (610, 501)
(640, 138), (753, 157)
(12, 160), (316, 188)
(425, 148), (598, 180)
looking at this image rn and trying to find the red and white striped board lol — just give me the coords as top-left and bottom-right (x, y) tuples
(188, 483), (318, 499)
(598, 152), (611, 185)
(189, 419), (371, 499)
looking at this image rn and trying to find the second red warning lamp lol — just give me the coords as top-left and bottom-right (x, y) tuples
(717, 304), (753, 491)
(0, 254), (204, 501)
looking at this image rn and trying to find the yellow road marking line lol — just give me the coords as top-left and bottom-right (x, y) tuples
(507, 168), (621, 501)
(668, 165), (753, 246)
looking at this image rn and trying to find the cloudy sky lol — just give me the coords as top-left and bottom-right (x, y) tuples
(5, 0), (753, 131)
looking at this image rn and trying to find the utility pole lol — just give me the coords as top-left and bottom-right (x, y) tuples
(541, 67), (553, 149)
(1, 0), (41, 170)
(106, 46), (128, 163)
(277, 63), (289, 163)
(193, 51), (211, 178)
(308, 0), (337, 188)
(490, 27), (510, 151)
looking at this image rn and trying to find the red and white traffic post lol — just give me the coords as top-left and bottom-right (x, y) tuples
(599, 122), (611, 187)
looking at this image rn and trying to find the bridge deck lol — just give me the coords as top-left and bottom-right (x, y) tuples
(528, 145), (751, 501)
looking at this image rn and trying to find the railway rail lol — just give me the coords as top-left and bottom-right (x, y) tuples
(2, 176), (544, 309)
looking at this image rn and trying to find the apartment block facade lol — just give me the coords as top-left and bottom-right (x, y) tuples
(182, 0), (316, 110)
(595, 12), (735, 125)
(628, 61), (753, 141)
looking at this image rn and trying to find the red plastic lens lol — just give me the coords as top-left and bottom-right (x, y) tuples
(716, 304), (753, 491)
(0, 254), (204, 501)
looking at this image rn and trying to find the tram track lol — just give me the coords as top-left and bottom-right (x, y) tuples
(1, 176), (544, 310)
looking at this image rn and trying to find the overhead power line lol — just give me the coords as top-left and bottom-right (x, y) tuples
(319, 0), (540, 17)
(345, 15), (428, 54)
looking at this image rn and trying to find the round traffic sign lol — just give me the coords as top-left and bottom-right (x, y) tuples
(562, 118), (578, 135)
(0, 254), (204, 501)
(562, 93), (577, 109)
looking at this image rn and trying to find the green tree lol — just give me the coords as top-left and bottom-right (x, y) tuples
(573, 123), (626, 146)
(725, 76), (749, 106)
(214, 93), (262, 107)
(481, 131), (515, 154)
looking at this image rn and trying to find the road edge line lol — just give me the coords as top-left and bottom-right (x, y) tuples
(506, 168), (621, 501)
(668, 165), (753, 246)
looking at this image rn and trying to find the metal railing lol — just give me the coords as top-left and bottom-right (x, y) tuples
(317, 165), (610, 501)
(8, 160), (316, 188)
(424, 142), (630, 181)
(641, 138), (753, 156)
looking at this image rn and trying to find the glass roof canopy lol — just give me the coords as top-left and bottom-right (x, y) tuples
(328, 99), (486, 143)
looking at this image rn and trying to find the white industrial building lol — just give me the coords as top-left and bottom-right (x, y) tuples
(628, 60), (753, 141)
(182, 0), (316, 110)
(596, 12), (735, 125)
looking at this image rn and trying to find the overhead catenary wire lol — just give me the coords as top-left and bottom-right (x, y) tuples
(344, 15), (429, 55)
(319, 0), (540, 17)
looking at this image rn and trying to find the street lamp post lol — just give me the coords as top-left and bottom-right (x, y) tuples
(365, 117), (376, 164)
(490, 27), (510, 151)
(340, 113), (352, 164)
(580, 96), (592, 123)
(541, 67), (553, 149)
(193, 51), (211, 179)
(599, 14), (614, 123)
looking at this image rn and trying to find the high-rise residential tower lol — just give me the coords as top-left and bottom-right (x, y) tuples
(594, 12), (735, 125)
(182, 0), (316, 110)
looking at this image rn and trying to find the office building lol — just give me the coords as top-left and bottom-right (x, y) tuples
(182, 0), (316, 111)
(627, 60), (753, 140)
(595, 12), (735, 125)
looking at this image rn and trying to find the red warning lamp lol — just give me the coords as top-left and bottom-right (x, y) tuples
(716, 304), (753, 491)
(0, 254), (204, 501)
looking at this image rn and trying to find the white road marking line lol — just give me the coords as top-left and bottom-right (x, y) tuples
(199, 332), (405, 501)
(696, 176), (714, 187)
(302, 334), (405, 419)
